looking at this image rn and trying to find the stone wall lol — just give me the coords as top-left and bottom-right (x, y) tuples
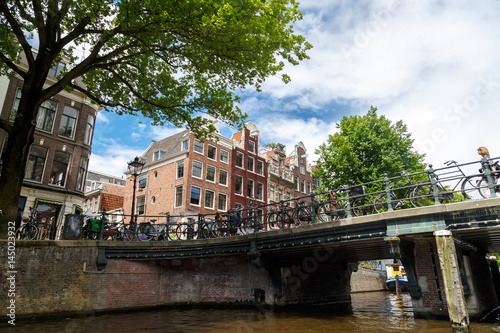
(350, 268), (387, 293)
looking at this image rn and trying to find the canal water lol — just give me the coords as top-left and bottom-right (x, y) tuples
(2, 292), (499, 332)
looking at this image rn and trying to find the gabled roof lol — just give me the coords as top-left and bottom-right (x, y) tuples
(142, 129), (190, 166)
(100, 183), (125, 196)
(231, 131), (242, 143)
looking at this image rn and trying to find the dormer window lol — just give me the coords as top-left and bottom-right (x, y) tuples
(153, 150), (165, 161)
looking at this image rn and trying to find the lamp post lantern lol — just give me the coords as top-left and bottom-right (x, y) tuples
(128, 156), (145, 236)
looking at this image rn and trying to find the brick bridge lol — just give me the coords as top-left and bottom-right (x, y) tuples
(3, 197), (500, 332)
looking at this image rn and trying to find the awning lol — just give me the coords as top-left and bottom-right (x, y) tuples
(36, 198), (63, 206)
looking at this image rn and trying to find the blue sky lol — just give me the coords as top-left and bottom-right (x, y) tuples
(89, 0), (500, 177)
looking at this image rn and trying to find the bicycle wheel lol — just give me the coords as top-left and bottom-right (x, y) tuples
(477, 177), (500, 198)
(295, 206), (312, 225)
(461, 175), (483, 200)
(411, 184), (434, 207)
(136, 223), (155, 241)
(17, 224), (38, 240)
(267, 212), (279, 230)
(317, 201), (345, 222)
(351, 197), (374, 216)
(373, 193), (392, 213)
(120, 228), (134, 241)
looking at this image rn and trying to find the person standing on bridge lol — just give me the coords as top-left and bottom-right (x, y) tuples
(478, 146), (498, 183)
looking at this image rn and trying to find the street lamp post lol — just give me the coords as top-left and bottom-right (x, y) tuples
(128, 156), (145, 237)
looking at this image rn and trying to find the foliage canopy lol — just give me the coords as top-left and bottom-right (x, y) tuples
(313, 107), (426, 192)
(0, 0), (311, 236)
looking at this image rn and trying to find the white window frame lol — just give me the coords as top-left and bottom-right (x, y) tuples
(300, 164), (305, 175)
(190, 185), (202, 207)
(204, 189), (215, 209)
(220, 149), (229, 163)
(236, 152), (244, 168)
(207, 144), (217, 161)
(176, 161), (184, 179)
(206, 165), (216, 183)
(247, 179), (254, 198)
(301, 179), (306, 193)
(248, 140), (255, 153)
(182, 139), (189, 151)
(218, 193), (227, 211)
(219, 169), (228, 186)
(235, 175), (243, 195)
(194, 139), (204, 154)
(175, 185), (183, 208)
(192, 160), (203, 179)
(257, 182), (263, 200)
(247, 156), (254, 172)
(257, 160), (264, 175)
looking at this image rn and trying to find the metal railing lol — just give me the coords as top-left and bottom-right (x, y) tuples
(15, 157), (500, 241)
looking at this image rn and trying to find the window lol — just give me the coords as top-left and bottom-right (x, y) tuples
(206, 165), (216, 182)
(58, 106), (78, 139)
(205, 190), (215, 209)
(75, 157), (88, 191)
(219, 169), (228, 186)
(136, 196), (145, 215)
(24, 145), (47, 181)
(257, 160), (264, 175)
(194, 139), (204, 154)
(270, 186), (274, 201)
(257, 182), (263, 200)
(177, 161), (184, 179)
(236, 152), (243, 168)
(49, 151), (70, 186)
(153, 171), (157, 179)
(10, 89), (22, 121)
(278, 189), (283, 201)
(36, 100), (58, 133)
(218, 193), (227, 211)
(294, 176), (299, 191)
(248, 141), (255, 153)
(247, 179), (254, 197)
(153, 150), (165, 161)
(235, 175), (243, 195)
(182, 139), (189, 151)
(308, 182), (312, 194)
(192, 160), (202, 178)
(151, 196), (156, 204)
(247, 156), (254, 172)
(300, 164), (305, 175)
(220, 149), (229, 163)
(48, 61), (65, 78)
(190, 186), (201, 206)
(175, 186), (183, 207)
(138, 174), (147, 190)
(207, 145), (217, 160)
(301, 179), (305, 193)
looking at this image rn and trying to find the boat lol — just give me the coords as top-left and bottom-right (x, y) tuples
(385, 262), (409, 292)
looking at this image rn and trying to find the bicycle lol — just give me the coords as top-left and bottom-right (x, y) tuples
(476, 160), (500, 198)
(435, 160), (484, 200)
(267, 202), (295, 230)
(176, 215), (218, 240)
(349, 185), (375, 216)
(316, 191), (347, 222)
(373, 172), (421, 213)
(15, 208), (39, 240)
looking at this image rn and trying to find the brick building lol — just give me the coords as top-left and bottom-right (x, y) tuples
(230, 122), (268, 215)
(0, 55), (100, 237)
(123, 126), (233, 221)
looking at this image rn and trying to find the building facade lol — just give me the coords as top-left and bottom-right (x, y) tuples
(0, 67), (99, 237)
(84, 170), (125, 222)
(230, 122), (268, 215)
(265, 142), (314, 206)
(123, 126), (234, 222)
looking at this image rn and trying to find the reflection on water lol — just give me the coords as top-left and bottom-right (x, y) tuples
(2, 291), (499, 332)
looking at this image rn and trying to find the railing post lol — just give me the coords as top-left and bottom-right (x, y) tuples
(197, 214), (203, 238)
(428, 164), (441, 205)
(384, 173), (393, 212)
(253, 206), (259, 233)
(482, 157), (498, 198)
(98, 208), (106, 240)
(280, 200), (285, 228)
(310, 193), (316, 224)
(344, 185), (352, 218)
(226, 211), (231, 236)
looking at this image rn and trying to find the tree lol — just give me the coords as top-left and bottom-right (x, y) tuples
(0, 0), (311, 237)
(313, 107), (426, 192)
